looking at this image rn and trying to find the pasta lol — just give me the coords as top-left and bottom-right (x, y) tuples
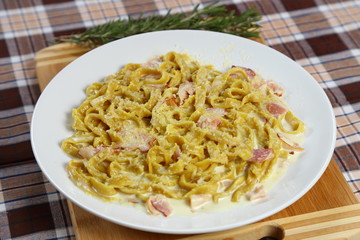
(62, 52), (305, 216)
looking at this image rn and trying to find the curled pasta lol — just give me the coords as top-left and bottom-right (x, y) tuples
(62, 51), (305, 213)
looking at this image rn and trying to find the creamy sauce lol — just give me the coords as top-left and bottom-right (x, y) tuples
(82, 132), (304, 217)
(71, 115), (305, 217)
(66, 53), (306, 217)
(166, 142), (304, 216)
(76, 122), (305, 217)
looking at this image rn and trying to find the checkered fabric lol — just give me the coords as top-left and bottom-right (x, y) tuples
(0, 0), (359, 239)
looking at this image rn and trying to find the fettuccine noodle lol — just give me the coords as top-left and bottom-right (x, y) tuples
(62, 52), (305, 216)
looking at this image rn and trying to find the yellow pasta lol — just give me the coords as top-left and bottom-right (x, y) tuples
(62, 52), (305, 215)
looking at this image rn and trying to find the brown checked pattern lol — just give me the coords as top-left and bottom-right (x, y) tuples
(0, 0), (359, 239)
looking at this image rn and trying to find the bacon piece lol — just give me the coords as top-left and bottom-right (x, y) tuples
(266, 102), (287, 118)
(146, 194), (173, 217)
(165, 96), (179, 106)
(197, 108), (225, 130)
(111, 148), (121, 153)
(251, 80), (266, 89)
(232, 66), (256, 80)
(178, 82), (195, 105)
(241, 67), (256, 80)
(137, 133), (156, 152)
(249, 149), (273, 163)
(206, 108), (227, 117)
(217, 179), (233, 193)
(172, 146), (182, 161)
(142, 56), (163, 68)
(277, 133), (304, 151)
(78, 146), (97, 159)
(229, 73), (239, 78)
(267, 80), (284, 97)
(245, 185), (267, 201)
(197, 115), (222, 130)
(189, 194), (212, 210)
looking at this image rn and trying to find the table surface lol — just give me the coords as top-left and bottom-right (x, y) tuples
(1, 1), (360, 240)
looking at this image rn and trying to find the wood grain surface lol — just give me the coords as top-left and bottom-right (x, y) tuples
(35, 41), (359, 240)
(177, 203), (360, 240)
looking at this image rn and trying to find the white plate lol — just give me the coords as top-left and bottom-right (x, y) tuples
(31, 30), (336, 234)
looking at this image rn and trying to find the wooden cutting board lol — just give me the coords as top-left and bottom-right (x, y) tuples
(35, 40), (359, 240)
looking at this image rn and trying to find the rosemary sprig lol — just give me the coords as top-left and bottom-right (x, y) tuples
(56, 2), (261, 48)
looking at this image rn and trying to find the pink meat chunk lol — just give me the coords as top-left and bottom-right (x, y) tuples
(197, 115), (222, 130)
(249, 148), (273, 163)
(189, 194), (212, 210)
(232, 66), (256, 80)
(178, 82), (195, 105)
(245, 185), (267, 201)
(142, 57), (163, 68)
(146, 194), (173, 217)
(267, 80), (284, 97)
(266, 102), (287, 118)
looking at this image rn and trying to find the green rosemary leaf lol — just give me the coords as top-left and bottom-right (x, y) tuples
(56, 2), (261, 48)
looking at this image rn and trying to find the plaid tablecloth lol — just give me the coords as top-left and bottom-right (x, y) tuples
(0, 0), (359, 239)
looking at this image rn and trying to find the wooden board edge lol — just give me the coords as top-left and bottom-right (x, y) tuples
(177, 203), (360, 240)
